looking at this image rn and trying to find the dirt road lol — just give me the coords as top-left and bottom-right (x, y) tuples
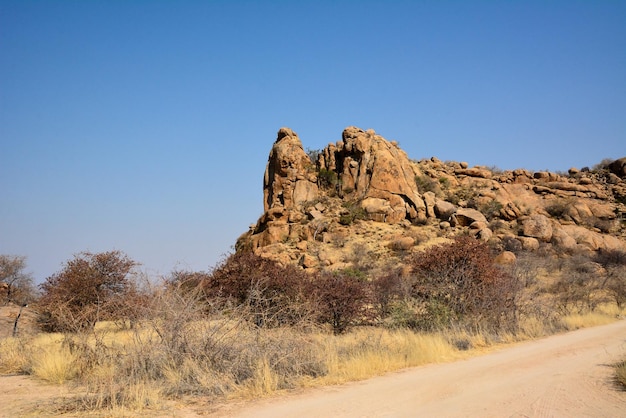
(217, 320), (626, 417)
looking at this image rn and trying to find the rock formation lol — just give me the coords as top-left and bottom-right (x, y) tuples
(263, 127), (318, 212)
(318, 127), (426, 224)
(237, 126), (626, 271)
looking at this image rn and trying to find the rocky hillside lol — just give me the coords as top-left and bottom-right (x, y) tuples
(237, 127), (626, 273)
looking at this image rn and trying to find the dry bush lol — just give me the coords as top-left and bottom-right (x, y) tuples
(593, 248), (626, 267)
(501, 235), (523, 253)
(371, 268), (406, 320)
(37, 282), (329, 414)
(478, 200), (503, 221)
(510, 253), (541, 288)
(38, 251), (139, 332)
(593, 249), (626, 308)
(545, 200), (570, 219)
(307, 270), (370, 335)
(0, 255), (37, 305)
(415, 175), (440, 195)
(407, 236), (520, 332)
(549, 254), (608, 313)
(205, 251), (315, 328)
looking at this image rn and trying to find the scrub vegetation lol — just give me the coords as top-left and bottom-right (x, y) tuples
(1, 241), (625, 415)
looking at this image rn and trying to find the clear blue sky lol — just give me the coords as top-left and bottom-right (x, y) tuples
(1, 1), (625, 282)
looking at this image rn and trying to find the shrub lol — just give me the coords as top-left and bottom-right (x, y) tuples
(38, 251), (139, 332)
(605, 268), (626, 308)
(339, 201), (368, 225)
(592, 249), (626, 308)
(592, 158), (613, 172)
(501, 236), (523, 253)
(307, 270), (370, 334)
(408, 236), (519, 331)
(371, 269), (405, 318)
(585, 216), (616, 233)
(549, 255), (607, 312)
(205, 251), (312, 327)
(438, 177), (450, 190)
(306, 148), (322, 163)
(446, 187), (478, 206)
(479, 200), (503, 220)
(317, 168), (340, 191)
(415, 175), (439, 194)
(593, 249), (626, 268)
(545, 201), (570, 219)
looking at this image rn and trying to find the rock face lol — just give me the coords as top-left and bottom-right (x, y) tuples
(264, 127), (318, 212)
(319, 127), (426, 224)
(609, 157), (626, 178)
(245, 128), (319, 249)
(237, 129), (626, 269)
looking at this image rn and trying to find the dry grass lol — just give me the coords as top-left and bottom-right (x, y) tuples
(0, 337), (29, 374)
(517, 315), (564, 339)
(616, 360), (626, 390)
(0, 332), (66, 376)
(30, 344), (79, 384)
(312, 328), (459, 385)
(561, 304), (624, 331)
(3, 293), (624, 416)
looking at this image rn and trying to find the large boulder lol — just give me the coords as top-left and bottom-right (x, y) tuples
(551, 228), (578, 251)
(452, 208), (487, 227)
(608, 157), (626, 178)
(434, 200), (456, 220)
(494, 251), (516, 265)
(522, 214), (553, 242)
(244, 128), (320, 249)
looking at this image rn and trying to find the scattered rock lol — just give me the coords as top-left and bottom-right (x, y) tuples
(434, 200), (456, 221)
(494, 251), (516, 265)
(453, 208), (488, 227)
(522, 214), (553, 242)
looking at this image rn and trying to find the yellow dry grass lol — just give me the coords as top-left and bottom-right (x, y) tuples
(30, 344), (79, 384)
(3, 301), (624, 415)
(0, 337), (29, 374)
(561, 304), (625, 330)
(311, 328), (459, 386)
(616, 360), (626, 390)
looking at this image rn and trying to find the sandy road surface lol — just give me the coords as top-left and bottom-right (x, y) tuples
(216, 320), (626, 418)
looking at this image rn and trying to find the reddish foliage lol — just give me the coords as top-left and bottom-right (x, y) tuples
(205, 251), (311, 327)
(409, 236), (519, 330)
(38, 251), (138, 332)
(307, 270), (370, 334)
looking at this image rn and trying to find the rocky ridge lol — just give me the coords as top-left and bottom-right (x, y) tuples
(237, 127), (626, 272)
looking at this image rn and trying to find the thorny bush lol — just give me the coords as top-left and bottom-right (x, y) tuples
(408, 236), (520, 331)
